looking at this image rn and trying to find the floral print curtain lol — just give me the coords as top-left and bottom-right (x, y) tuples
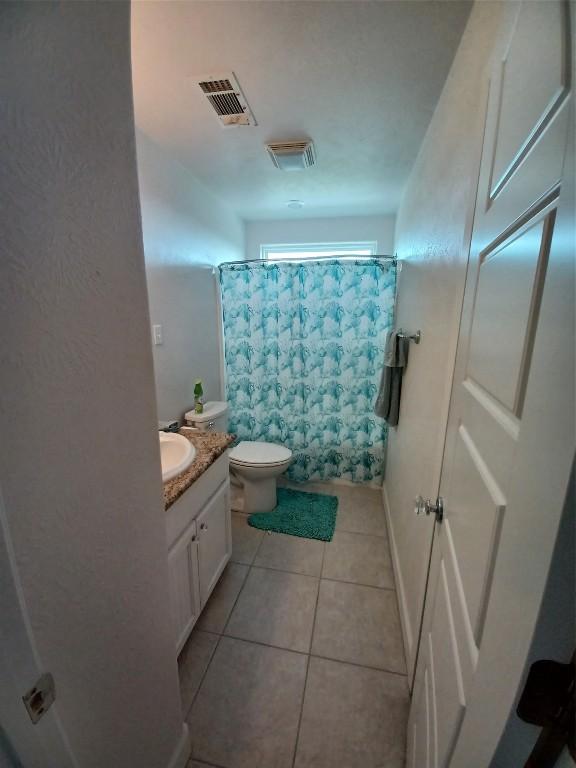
(219, 258), (396, 484)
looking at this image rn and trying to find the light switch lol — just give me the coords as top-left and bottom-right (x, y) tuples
(152, 324), (163, 345)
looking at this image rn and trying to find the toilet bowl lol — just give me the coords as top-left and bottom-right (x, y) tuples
(184, 402), (293, 514)
(229, 441), (293, 514)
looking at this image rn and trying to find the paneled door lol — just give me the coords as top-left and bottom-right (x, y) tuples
(408, 3), (574, 767)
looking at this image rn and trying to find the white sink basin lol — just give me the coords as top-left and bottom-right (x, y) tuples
(159, 432), (196, 482)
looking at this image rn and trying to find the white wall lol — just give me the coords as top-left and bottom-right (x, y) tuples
(136, 132), (244, 421)
(0, 4), (185, 767)
(383, 1), (516, 678)
(245, 215), (395, 260)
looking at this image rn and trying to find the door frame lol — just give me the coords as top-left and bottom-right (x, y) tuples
(0, 485), (78, 768)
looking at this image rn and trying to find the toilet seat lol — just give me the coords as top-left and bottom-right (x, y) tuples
(229, 440), (292, 468)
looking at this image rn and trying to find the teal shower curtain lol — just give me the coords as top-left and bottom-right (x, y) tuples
(219, 258), (396, 483)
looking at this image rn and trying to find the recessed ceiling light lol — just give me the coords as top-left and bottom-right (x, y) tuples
(287, 199), (304, 209)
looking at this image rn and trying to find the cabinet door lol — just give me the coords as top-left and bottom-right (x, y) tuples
(167, 522), (201, 654)
(197, 481), (231, 607)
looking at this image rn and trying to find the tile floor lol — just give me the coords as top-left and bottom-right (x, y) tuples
(181, 482), (409, 768)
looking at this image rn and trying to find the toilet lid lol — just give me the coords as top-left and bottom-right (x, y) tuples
(229, 441), (292, 467)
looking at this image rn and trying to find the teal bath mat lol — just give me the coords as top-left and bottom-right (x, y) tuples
(248, 488), (338, 542)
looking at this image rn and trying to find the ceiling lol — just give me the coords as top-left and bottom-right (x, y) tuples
(131, 1), (471, 221)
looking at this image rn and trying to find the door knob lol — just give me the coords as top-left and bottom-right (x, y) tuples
(415, 495), (444, 523)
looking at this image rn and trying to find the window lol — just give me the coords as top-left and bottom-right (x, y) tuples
(260, 241), (377, 261)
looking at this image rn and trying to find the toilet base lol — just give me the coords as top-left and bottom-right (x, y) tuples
(243, 476), (278, 514)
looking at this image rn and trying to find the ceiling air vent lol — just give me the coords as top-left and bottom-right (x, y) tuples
(266, 140), (316, 171)
(197, 73), (256, 127)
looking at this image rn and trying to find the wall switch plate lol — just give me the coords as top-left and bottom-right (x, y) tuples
(152, 324), (163, 345)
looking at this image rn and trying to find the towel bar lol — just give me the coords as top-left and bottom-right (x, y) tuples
(397, 329), (421, 344)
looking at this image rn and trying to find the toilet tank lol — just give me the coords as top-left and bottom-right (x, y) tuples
(184, 401), (228, 432)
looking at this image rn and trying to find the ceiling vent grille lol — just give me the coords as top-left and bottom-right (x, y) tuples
(197, 73), (256, 127)
(266, 140), (317, 171)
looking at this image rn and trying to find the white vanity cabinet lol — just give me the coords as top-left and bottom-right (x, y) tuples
(165, 452), (231, 654)
(196, 483), (231, 605)
(168, 519), (201, 653)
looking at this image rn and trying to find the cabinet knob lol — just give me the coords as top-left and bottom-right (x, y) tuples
(200, 523), (208, 531)
(191, 535), (197, 542)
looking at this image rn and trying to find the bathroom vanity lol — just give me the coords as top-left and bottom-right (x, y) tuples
(163, 430), (234, 653)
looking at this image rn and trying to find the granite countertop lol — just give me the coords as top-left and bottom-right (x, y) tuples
(163, 429), (235, 511)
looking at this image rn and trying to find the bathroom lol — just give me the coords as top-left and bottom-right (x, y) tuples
(1, 2), (574, 768)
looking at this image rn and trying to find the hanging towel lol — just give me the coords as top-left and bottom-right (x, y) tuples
(374, 330), (410, 426)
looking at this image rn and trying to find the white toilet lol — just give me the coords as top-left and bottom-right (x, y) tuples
(228, 441), (292, 513)
(184, 401), (293, 514)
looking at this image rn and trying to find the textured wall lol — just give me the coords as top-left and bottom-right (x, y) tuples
(245, 215), (396, 260)
(384, 1), (516, 676)
(136, 132), (244, 422)
(0, 4), (184, 766)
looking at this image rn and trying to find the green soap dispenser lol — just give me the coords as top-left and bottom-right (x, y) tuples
(193, 380), (204, 414)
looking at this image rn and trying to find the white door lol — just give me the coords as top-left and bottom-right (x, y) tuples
(197, 481), (232, 606)
(408, 2), (574, 766)
(168, 521), (202, 654)
(0, 490), (78, 768)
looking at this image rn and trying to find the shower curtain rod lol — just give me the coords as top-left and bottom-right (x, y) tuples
(218, 254), (396, 268)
